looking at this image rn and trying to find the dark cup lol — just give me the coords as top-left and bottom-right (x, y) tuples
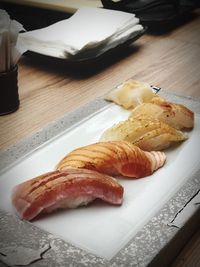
(0, 65), (20, 115)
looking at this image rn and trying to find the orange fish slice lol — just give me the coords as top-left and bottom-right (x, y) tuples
(56, 141), (166, 178)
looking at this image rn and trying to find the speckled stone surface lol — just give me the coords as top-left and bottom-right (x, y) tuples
(0, 89), (200, 267)
(0, 98), (110, 173)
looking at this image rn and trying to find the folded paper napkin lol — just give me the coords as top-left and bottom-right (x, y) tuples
(19, 7), (144, 60)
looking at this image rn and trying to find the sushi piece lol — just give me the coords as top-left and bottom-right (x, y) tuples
(105, 79), (155, 109)
(56, 141), (166, 178)
(12, 169), (124, 221)
(151, 96), (194, 129)
(129, 96), (194, 130)
(100, 116), (187, 151)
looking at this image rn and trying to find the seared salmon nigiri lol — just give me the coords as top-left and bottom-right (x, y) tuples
(12, 169), (123, 221)
(56, 141), (166, 178)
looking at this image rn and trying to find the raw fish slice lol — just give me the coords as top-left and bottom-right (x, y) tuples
(147, 96), (194, 129)
(100, 116), (187, 151)
(105, 79), (155, 109)
(12, 169), (123, 221)
(56, 141), (166, 178)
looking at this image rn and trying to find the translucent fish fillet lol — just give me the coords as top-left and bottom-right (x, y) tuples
(56, 141), (166, 178)
(105, 79), (155, 109)
(129, 96), (194, 130)
(12, 169), (124, 221)
(151, 96), (194, 129)
(100, 116), (187, 151)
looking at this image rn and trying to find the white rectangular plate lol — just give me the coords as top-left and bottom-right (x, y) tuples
(0, 103), (200, 260)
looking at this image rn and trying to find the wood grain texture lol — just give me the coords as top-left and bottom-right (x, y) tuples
(171, 230), (200, 267)
(1, 0), (102, 13)
(0, 8), (200, 267)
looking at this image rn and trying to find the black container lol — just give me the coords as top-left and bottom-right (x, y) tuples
(0, 65), (20, 115)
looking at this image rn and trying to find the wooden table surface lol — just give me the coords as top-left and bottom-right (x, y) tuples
(1, 0), (102, 13)
(0, 7), (200, 267)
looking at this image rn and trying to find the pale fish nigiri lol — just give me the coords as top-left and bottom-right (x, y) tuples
(129, 96), (194, 130)
(105, 79), (155, 109)
(100, 116), (187, 151)
(56, 141), (166, 178)
(12, 169), (124, 221)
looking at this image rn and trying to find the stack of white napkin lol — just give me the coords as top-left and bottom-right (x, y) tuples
(18, 7), (144, 60)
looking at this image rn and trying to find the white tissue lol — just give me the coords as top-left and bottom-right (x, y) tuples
(19, 7), (144, 60)
(0, 9), (26, 72)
